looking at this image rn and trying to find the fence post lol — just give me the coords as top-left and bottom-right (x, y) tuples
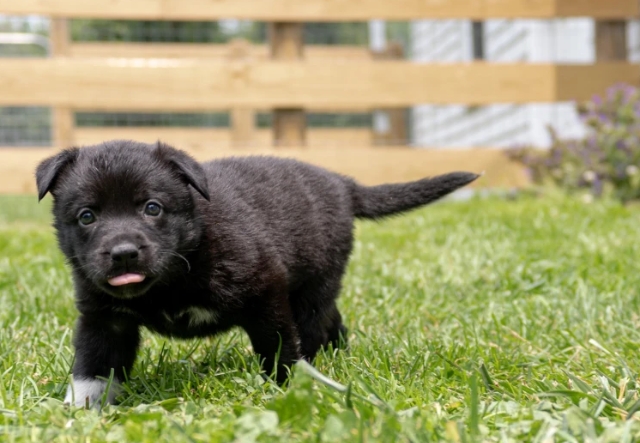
(228, 38), (256, 147)
(595, 20), (627, 61)
(270, 23), (306, 147)
(50, 18), (74, 148)
(372, 43), (407, 146)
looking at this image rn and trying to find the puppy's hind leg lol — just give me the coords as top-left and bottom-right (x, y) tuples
(325, 305), (349, 352)
(290, 275), (348, 361)
(240, 289), (302, 384)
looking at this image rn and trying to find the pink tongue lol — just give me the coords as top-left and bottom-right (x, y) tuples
(108, 273), (146, 287)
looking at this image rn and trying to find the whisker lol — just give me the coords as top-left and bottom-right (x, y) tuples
(159, 250), (192, 273)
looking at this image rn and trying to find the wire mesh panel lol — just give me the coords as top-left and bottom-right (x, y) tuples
(0, 16), (51, 146)
(256, 113), (372, 128)
(0, 107), (50, 146)
(71, 20), (266, 43)
(76, 112), (230, 128)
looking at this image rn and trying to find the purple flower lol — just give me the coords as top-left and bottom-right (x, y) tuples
(592, 95), (603, 106)
(592, 176), (603, 196)
(505, 82), (640, 201)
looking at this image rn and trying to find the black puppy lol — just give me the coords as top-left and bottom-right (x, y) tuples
(36, 140), (478, 408)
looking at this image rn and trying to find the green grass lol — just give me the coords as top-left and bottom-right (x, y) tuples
(2, 194), (640, 441)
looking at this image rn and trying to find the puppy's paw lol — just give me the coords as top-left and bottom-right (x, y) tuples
(64, 378), (119, 410)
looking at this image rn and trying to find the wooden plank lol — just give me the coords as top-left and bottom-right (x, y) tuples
(270, 23), (306, 147)
(230, 108), (256, 147)
(555, 64), (639, 101)
(226, 40), (256, 146)
(53, 107), (75, 148)
(69, 43), (375, 60)
(555, 0), (639, 19)
(1, 59), (637, 108)
(50, 18), (69, 55)
(0, 59), (563, 108)
(273, 109), (306, 146)
(372, 43), (408, 146)
(1, 0), (637, 20)
(50, 18), (74, 148)
(72, 127), (373, 148)
(595, 21), (628, 61)
(269, 23), (304, 59)
(0, 146), (527, 195)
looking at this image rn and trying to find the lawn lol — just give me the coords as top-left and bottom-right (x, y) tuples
(1, 194), (640, 442)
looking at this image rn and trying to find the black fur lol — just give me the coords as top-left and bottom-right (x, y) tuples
(36, 140), (478, 400)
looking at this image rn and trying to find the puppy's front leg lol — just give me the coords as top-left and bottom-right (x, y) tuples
(65, 314), (140, 409)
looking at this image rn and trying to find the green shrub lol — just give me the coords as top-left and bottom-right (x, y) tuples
(507, 84), (640, 202)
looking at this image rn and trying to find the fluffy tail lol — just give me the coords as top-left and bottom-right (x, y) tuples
(351, 172), (480, 220)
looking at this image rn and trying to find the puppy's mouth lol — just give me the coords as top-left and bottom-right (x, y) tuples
(108, 273), (146, 287)
(102, 272), (154, 299)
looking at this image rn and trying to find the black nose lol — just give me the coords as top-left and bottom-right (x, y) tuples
(110, 243), (139, 264)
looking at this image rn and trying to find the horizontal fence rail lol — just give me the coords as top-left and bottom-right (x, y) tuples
(1, 0), (638, 20)
(0, 147), (528, 194)
(1, 60), (637, 109)
(68, 43), (376, 60)
(73, 127), (374, 148)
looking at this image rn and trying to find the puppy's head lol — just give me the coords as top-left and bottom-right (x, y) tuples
(36, 140), (210, 298)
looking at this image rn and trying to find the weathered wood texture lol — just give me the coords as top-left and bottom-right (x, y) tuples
(0, 147), (527, 195)
(68, 43), (374, 60)
(1, 60), (636, 109)
(595, 21), (628, 61)
(270, 23), (306, 146)
(1, 0), (637, 20)
(71, 127), (373, 148)
(50, 18), (74, 149)
(372, 43), (408, 146)
(554, 64), (638, 100)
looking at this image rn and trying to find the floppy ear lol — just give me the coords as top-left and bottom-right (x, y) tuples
(35, 148), (80, 201)
(155, 141), (210, 201)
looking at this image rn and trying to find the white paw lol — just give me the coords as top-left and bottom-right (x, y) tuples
(64, 378), (119, 409)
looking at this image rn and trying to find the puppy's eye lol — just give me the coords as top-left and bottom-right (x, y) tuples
(78, 210), (96, 226)
(144, 201), (162, 216)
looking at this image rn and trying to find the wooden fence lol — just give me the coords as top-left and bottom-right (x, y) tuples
(27, 38), (390, 150)
(3, 0), (638, 20)
(0, 0), (638, 194)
